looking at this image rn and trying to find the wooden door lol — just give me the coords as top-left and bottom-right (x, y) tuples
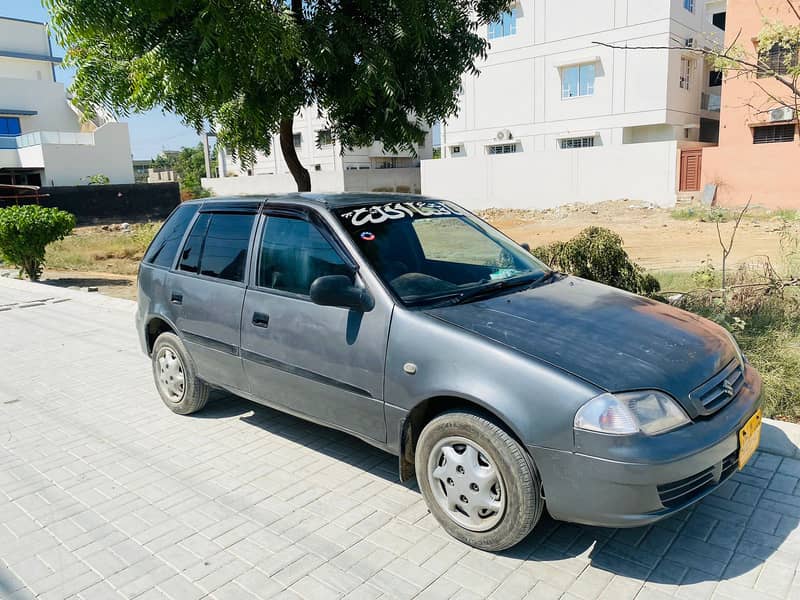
(680, 149), (702, 191)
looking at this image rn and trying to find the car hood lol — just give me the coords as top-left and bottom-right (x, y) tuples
(425, 276), (735, 401)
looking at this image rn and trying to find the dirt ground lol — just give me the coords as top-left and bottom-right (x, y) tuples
(40, 270), (139, 301)
(35, 200), (793, 301)
(479, 200), (788, 273)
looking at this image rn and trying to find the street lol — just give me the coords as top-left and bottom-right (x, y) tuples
(1, 278), (799, 600)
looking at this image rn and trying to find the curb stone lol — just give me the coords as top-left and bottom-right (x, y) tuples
(1, 276), (799, 458)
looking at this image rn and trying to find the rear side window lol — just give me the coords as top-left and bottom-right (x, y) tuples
(143, 204), (199, 268)
(200, 214), (255, 281)
(178, 213), (211, 273)
(178, 212), (255, 283)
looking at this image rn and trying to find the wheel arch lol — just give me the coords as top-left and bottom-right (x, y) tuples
(398, 394), (529, 483)
(144, 315), (180, 355)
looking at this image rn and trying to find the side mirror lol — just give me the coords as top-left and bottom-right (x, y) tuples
(520, 242), (531, 252)
(310, 275), (375, 312)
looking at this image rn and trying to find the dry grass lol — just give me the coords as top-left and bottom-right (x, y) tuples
(655, 271), (800, 422)
(45, 222), (160, 275)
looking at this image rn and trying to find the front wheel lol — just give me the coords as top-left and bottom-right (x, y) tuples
(415, 411), (543, 551)
(151, 332), (209, 415)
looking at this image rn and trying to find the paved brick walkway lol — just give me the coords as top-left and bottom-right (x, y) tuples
(1, 278), (799, 600)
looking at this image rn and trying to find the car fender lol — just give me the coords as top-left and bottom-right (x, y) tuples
(384, 308), (601, 454)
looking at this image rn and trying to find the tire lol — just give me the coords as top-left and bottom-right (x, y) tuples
(151, 332), (209, 415)
(415, 410), (543, 551)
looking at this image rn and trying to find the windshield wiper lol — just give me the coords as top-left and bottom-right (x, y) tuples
(451, 272), (553, 305)
(406, 271), (558, 309)
(417, 270), (556, 308)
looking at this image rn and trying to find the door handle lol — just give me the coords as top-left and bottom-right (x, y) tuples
(170, 293), (183, 305)
(252, 312), (270, 328)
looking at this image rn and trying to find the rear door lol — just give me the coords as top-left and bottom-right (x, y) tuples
(240, 207), (390, 442)
(168, 204), (258, 393)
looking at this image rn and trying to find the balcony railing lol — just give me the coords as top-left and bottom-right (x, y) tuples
(701, 92), (721, 112)
(0, 131), (95, 149)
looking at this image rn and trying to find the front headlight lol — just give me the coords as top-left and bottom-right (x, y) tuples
(574, 391), (690, 436)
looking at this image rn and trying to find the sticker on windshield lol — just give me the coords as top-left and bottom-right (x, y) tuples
(340, 201), (463, 227)
(360, 231), (376, 241)
(490, 268), (523, 281)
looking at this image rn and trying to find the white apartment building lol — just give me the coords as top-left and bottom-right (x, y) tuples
(202, 105), (433, 196)
(0, 16), (134, 187)
(422, 0), (727, 209)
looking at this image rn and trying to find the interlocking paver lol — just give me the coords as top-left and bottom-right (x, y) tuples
(1, 279), (800, 600)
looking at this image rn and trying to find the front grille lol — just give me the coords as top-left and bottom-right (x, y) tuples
(657, 451), (738, 509)
(689, 359), (744, 416)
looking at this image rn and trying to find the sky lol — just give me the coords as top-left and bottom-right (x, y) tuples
(1, 0), (202, 159)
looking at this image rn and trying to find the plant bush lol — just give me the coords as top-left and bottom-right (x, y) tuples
(533, 226), (661, 296)
(0, 205), (76, 280)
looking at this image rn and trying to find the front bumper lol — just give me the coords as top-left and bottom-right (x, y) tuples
(529, 364), (762, 528)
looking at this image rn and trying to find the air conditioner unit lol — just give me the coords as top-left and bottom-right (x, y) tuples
(769, 107), (795, 122)
(495, 129), (513, 141)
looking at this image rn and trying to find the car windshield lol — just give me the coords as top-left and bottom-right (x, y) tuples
(336, 200), (550, 305)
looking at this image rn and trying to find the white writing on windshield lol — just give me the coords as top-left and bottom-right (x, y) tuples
(340, 202), (463, 227)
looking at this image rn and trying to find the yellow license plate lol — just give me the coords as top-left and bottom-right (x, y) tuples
(738, 409), (762, 470)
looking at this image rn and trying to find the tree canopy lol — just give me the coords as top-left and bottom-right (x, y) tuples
(45, 0), (513, 191)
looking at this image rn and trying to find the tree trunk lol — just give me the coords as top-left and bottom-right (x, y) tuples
(279, 118), (311, 192)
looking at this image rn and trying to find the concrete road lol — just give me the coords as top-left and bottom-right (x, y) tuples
(1, 277), (799, 600)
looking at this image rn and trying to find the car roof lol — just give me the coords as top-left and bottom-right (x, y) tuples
(187, 192), (438, 211)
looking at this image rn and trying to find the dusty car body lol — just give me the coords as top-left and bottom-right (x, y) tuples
(136, 193), (762, 550)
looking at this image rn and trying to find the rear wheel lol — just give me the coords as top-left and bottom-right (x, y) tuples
(151, 332), (209, 415)
(415, 411), (543, 551)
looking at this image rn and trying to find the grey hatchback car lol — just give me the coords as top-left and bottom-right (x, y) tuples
(136, 193), (763, 551)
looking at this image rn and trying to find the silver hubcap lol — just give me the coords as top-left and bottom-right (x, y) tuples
(427, 436), (505, 532)
(156, 347), (185, 402)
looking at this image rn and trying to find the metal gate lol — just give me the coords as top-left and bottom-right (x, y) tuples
(679, 149), (702, 192)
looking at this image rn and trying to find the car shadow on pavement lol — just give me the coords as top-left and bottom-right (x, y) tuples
(200, 393), (798, 591)
(197, 391), (406, 486)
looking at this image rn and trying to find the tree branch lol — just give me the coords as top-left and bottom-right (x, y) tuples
(786, 0), (800, 22)
(592, 40), (800, 103)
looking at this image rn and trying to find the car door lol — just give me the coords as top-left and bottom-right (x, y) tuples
(240, 207), (390, 442)
(168, 205), (258, 394)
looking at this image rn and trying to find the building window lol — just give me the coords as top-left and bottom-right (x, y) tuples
(758, 44), (799, 78)
(450, 145), (462, 155)
(488, 9), (517, 40)
(679, 57), (694, 90)
(752, 124), (796, 144)
(0, 117), (21, 136)
(317, 129), (332, 146)
(712, 12), (726, 30)
(683, 0), (695, 12)
(487, 143), (517, 154)
(293, 133), (302, 147)
(559, 136), (595, 149)
(709, 70), (723, 87)
(314, 164), (322, 171)
(561, 63), (595, 98)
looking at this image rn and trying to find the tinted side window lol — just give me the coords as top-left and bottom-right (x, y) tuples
(178, 213), (211, 273)
(199, 213), (255, 282)
(144, 204), (199, 268)
(258, 216), (349, 295)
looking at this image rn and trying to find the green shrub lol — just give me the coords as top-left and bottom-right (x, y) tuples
(670, 206), (730, 222)
(533, 226), (661, 296)
(0, 205), (76, 280)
